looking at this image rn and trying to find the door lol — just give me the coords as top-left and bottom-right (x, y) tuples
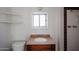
(67, 10), (79, 51)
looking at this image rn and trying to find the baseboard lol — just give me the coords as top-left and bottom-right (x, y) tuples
(0, 48), (11, 51)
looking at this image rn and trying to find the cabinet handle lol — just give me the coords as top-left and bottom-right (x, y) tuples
(72, 25), (77, 28)
(67, 25), (71, 28)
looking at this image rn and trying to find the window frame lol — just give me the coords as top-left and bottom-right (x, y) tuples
(32, 12), (48, 29)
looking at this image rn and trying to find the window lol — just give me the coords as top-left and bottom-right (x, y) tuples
(32, 12), (48, 29)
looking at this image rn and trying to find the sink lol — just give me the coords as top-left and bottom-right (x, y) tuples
(34, 38), (47, 43)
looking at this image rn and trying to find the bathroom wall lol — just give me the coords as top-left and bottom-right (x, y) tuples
(0, 7), (64, 51)
(10, 7), (64, 51)
(0, 7), (11, 50)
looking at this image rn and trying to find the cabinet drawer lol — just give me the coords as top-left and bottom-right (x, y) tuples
(31, 45), (51, 51)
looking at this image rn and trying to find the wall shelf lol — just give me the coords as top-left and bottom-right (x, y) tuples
(0, 12), (22, 16)
(0, 12), (23, 24)
(0, 21), (22, 24)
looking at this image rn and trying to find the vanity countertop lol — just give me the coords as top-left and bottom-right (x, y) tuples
(26, 37), (55, 45)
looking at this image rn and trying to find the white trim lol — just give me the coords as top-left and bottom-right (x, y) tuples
(32, 12), (47, 15)
(0, 48), (10, 51)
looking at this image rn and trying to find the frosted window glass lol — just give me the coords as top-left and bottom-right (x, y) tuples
(40, 15), (46, 26)
(34, 15), (39, 27)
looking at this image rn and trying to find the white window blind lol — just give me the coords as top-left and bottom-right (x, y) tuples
(32, 12), (48, 29)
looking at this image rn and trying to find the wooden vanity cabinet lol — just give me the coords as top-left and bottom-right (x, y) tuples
(24, 44), (55, 51)
(24, 34), (56, 51)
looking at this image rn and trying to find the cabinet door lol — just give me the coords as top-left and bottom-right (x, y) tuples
(67, 10), (79, 51)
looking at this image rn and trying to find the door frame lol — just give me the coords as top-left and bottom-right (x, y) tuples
(64, 7), (79, 51)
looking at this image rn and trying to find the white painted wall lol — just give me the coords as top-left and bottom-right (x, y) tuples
(0, 7), (64, 51)
(0, 7), (11, 50)
(10, 7), (64, 51)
